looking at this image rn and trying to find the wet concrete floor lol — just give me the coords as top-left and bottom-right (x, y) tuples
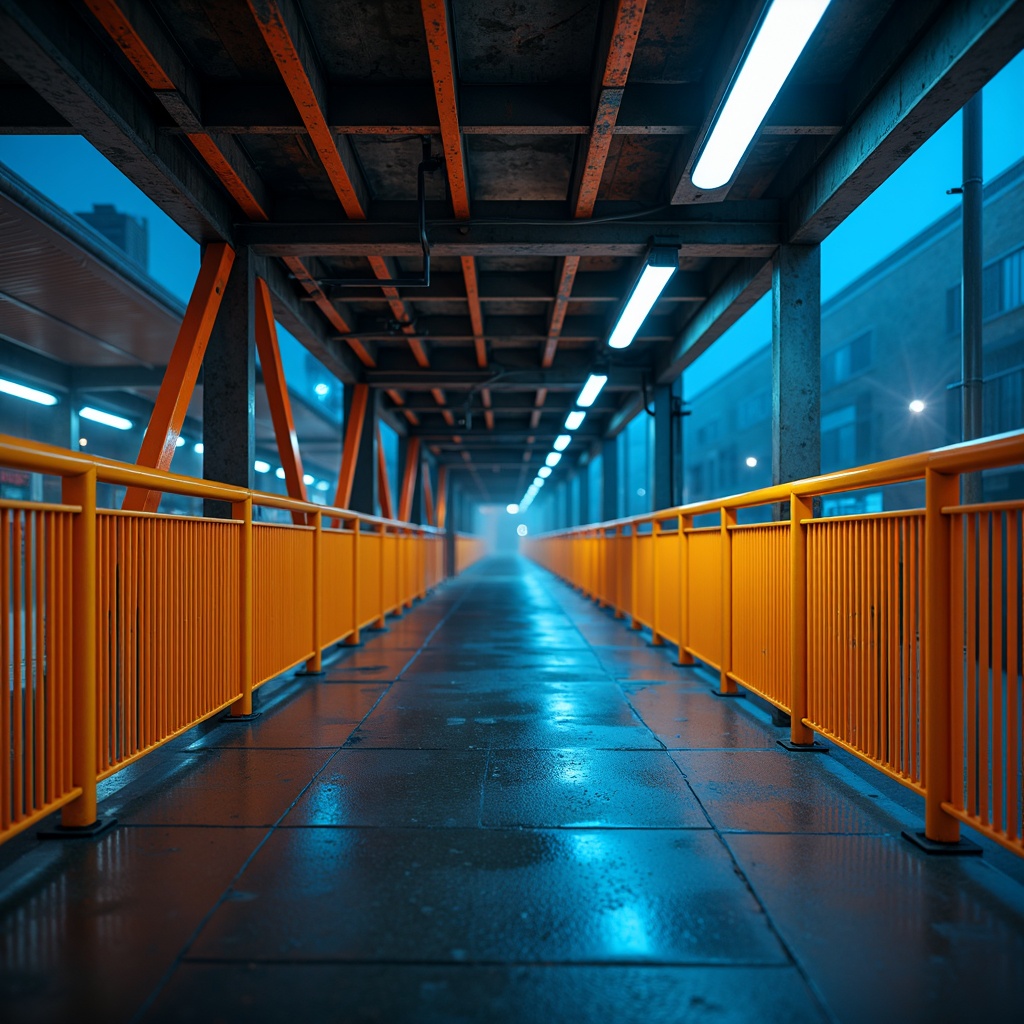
(2, 555), (1024, 1022)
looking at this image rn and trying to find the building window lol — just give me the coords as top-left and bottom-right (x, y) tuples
(737, 390), (770, 429)
(821, 404), (858, 471)
(945, 244), (1024, 334)
(823, 331), (872, 388)
(821, 491), (884, 517)
(696, 420), (718, 445)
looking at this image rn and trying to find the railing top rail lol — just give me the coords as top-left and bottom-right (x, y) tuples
(0, 434), (442, 535)
(529, 428), (1024, 538)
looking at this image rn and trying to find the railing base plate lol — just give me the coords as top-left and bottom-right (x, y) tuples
(777, 739), (829, 753)
(711, 689), (745, 699)
(223, 712), (263, 722)
(38, 817), (117, 841)
(295, 669), (326, 678)
(901, 830), (982, 855)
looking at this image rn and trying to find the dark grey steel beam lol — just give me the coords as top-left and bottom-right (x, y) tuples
(0, 0), (236, 243)
(655, 258), (774, 384)
(0, 337), (72, 389)
(787, 0), (1024, 243)
(235, 219), (781, 258)
(366, 367), (645, 392)
(70, 365), (171, 391)
(0, 84), (73, 132)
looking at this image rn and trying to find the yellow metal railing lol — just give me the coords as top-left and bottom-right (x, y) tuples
(455, 533), (487, 574)
(0, 435), (449, 844)
(524, 430), (1024, 858)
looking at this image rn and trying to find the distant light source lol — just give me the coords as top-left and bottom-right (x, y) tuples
(538, 467), (552, 479)
(576, 374), (608, 408)
(553, 434), (571, 452)
(78, 437), (87, 447)
(80, 406), (132, 430)
(175, 436), (186, 448)
(314, 382), (330, 397)
(0, 377), (58, 406)
(315, 480), (330, 491)
(194, 442), (204, 454)
(545, 451), (562, 468)
(607, 247), (677, 350)
(909, 399), (926, 414)
(565, 410), (586, 430)
(275, 467), (286, 480)
(516, 524), (528, 537)
(745, 456), (758, 468)
(254, 460), (271, 473)
(691, 0), (832, 190)
(303, 473), (314, 485)
(506, 503), (520, 515)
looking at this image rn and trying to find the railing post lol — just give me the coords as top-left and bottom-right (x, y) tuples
(304, 509), (323, 674)
(719, 506), (738, 695)
(651, 519), (663, 645)
(788, 492), (816, 745)
(613, 526), (625, 618)
(375, 521), (387, 629)
(629, 524), (641, 630)
(678, 512), (694, 665)
(230, 495), (254, 716)
(922, 467), (961, 844)
(60, 468), (99, 830)
(346, 517), (361, 645)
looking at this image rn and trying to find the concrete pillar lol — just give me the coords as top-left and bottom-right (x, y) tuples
(772, 245), (820, 511)
(654, 380), (682, 511)
(601, 435), (619, 521)
(203, 245), (254, 517)
(345, 387), (378, 515)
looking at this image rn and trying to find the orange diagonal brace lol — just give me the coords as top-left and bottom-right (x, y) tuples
(122, 242), (235, 512)
(436, 465), (448, 530)
(376, 423), (394, 520)
(399, 436), (421, 523)
(421, 460), (436, 527)
(254, 277), (309, 519)
(336, 383), (369, 510)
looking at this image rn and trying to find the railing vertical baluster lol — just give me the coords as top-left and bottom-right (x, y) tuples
(651, 519), (663, 645)
(347, 518), (361, 646)
(719, 506), (737, 695)
(306, 510), (323, 674)
(790, 491), (816, 745)
(231, 495), (254, 717)
(678, 513), (694, 666)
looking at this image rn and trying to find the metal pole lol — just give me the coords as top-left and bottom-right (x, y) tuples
(961, 94), (984, 504)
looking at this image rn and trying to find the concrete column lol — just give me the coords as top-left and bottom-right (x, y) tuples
(345, 387), (379, 515)
(601, 435), (619, 521)
(654, 380), (682, 510)
(203, 245), (254, 517)
(772, 245), (820, 509)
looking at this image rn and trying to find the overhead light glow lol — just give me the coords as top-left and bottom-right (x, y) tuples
(80, 406), (132, 430)
(0, 377), (58, 406)
(516, 524), (528, 537)
(314, 382), (330, 397)
(545, 451), (562, 468)
(315, 480), (330, 491)
(607, 249), (677, 349)
(565, 410), (586, 430)
(175, 436), (186, 448)
(691, 0), (832, 190)
(745, 456), (758, 468)
(909, 399), (926, 414)
(303, 473), (314, 485)
(275, 467), (286, 480)
(194, 442), (204, 454)
(506, 503), (520, 515)
(78, 437), (87, 447)
(538, 467), (552, 479)
(577, 374), (607, 408)
(553, 434), (571, 452)
(254, 460), (271, 473)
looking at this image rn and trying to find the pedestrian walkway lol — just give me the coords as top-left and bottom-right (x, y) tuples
(2, 555), (1024, 1022)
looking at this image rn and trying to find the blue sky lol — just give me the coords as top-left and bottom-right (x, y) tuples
(0, 51), (1021, 402)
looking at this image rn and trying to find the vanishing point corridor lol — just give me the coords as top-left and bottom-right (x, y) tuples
(2, 556), (1023, 1022)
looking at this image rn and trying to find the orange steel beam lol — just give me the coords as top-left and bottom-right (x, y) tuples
(461, 256), (487, 368)
(530, 388), (548, 429)
(481, 389), (495, 430)
(436, 465), (448, 530)
(399, 436), (421, 522)
(422, 460), (436, 527)
(254, 277), (309, 518)
(542, 256), (580, 368)
(376, 423), (395, 520)
(335, 383), (369, 510)
(122, 242), (235, 512)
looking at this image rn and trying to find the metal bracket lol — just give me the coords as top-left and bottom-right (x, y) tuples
(902, 830), (982, 855)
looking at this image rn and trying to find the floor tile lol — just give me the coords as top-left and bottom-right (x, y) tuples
(482, 749), (708, 828)
(727, 833), (1024, 1021)
(189, 827), (788, 965)
(282, 749), (488, 827)
(627, 686), (782, 748)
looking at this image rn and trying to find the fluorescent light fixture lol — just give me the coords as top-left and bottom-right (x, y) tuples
(254, 460), (271, 473)
(577, 374), (607, 408)
(745, 456), (758, 468)
(506, 503), (520, 515)
(194, 442), (204, 454)
(175, 436), (186, 448)
(691, 0), (831, 189)
(538, 467), (552, 479)
(303, 473), (314, 485)
(275, 467), (286, 480)
(80, 406), (132, 430)
(545, 451), (562, 468)
(909, 399), (926, 414)
(0, 377), (58, 406)
(607, 248), (677, 349)
(565, 410), (586, 430)
(553, 434), (572, 452)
